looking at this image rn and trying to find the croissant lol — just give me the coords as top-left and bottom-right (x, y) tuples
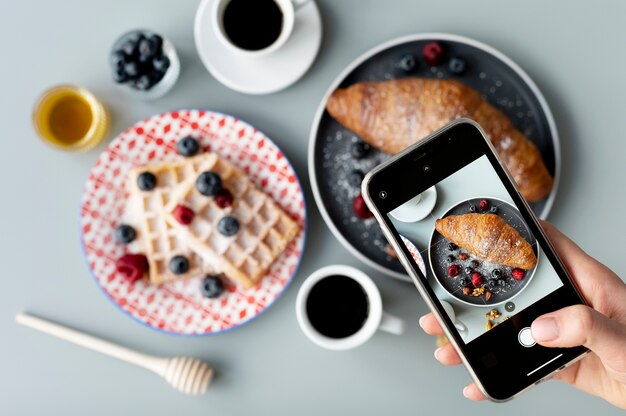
(434, 213), (537, 269)
(326, 78), (553, 202)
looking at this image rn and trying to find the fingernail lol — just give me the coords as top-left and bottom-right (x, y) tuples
(462, 386), (471, 399)
(532, 317), (559, 341)
(434, 346), (443, 361)
(418, 315), (427, 329)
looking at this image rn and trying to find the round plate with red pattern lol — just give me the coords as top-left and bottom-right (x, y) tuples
(80, 110), (306, 335)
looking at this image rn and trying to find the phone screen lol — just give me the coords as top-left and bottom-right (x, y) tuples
(387, 154), (563, 344)
(365, 121), (587, 400)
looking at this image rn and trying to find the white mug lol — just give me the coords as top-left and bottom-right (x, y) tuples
(212, 0), (308, 58)
(296, 265), (406, 351)
(440, 300), (468, 334)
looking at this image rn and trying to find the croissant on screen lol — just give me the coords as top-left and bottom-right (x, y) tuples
(434, 213), (537, 270)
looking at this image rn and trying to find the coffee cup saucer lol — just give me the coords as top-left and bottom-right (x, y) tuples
(389, 186), (437, 223)
(194, 0), (322, 95)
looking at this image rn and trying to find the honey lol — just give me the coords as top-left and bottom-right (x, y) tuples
(33, 85), (110, 152)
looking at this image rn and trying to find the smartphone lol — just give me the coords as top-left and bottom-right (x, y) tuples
(362, 119), (588, 401)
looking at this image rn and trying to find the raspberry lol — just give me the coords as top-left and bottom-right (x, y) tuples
(471, 272), (483, 286)
(173, 205), (195, 225)
(479, 199), (490, 211)
(448, 265), (460, 277)
(215, 189), (233, 209)
(116, 254), (148, 283)
(512, 268), (525, 281)
(422, 41), (444, 66)
(353, 194), (373, 219)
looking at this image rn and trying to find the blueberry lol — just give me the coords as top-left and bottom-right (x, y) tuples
(149, 34), (163, 52)
(459, 277), (470, 286)
(487, 279), (497, 289)
(200, 275), (225, 298)
(112, 67), (128, 83)
(115, 224), (136, 244)
(490, 205), (499, 214)
(469, 204), (477, 213)
(137, 172), (157, 191)
(169, 255), (189, 275)
(196, 172), (222, 196)
(177, 136), (200, 157)
(348, 170), (365, 187)
(138, 37), (158, 59)
(351, 140), (371, 159)
(447, 242), (457, 251)
(446, 255), (455, 263)
(152, 55), (170, 73)
(150, 70), (165, 85)
(470, 260), (479, 269)
(134, 74), (153, 91)
(464, 267), (473, 275)
(498, 279), (507, 286)
(217, 216), (239, 236)
(491, 268), (503, 279)
(449, 57), (467, 75)
(120, 40), (136, 57)
(398, 54), (417, 72)
(124, 61), (140, 78)
(111, 50), (127, 67)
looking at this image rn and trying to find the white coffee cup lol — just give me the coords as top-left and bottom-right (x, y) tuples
(440, 300), (468, 334)
(212, 0), (308, 58)
(296, 265), (406, 351)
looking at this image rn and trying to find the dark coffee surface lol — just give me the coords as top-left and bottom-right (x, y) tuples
(223, 0), (283, 51)
(306, 275), (369, 338)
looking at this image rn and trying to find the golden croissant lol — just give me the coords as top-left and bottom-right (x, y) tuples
(326, 78), (553, 202)
(434, 213), (537, 269)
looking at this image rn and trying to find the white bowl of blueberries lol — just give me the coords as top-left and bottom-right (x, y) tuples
(110, 29), (180, 100)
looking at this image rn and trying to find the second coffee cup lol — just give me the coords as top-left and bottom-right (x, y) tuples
(296, 265), (405, 351)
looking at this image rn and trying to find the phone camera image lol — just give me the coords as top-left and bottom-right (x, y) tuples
(379, 191), (387, 199)
(388, 155), (564, 345)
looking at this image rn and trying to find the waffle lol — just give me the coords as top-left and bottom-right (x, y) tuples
(127, 160), (212, 284)
(164, 153), (300, 289)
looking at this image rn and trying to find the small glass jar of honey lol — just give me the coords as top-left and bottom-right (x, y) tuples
(32, 85), (110, 152)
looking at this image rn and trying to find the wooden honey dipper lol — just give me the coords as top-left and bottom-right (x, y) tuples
(15, 312), (213, 395)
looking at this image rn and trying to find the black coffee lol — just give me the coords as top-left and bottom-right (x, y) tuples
(223, 0), (283, 51)
(306, 275), (369, 339)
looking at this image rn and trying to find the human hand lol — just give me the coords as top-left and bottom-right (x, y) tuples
(419, 221), (626, 408)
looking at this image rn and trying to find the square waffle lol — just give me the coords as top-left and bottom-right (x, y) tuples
(127, 160), (214, 284)
(164, 153), (300, 289)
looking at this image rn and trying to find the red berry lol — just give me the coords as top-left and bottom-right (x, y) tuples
(448, 265), (460, 277)
(512, 268), (525, 281)
(173, 205), (195, 225)
(353, 194), (373, 219)
(423, 41), (444, 66)
(471, 272), (483, 286)
(479, 199), (490, 211)
(116, 254), (148, 283)
(215, 189), (233, 209)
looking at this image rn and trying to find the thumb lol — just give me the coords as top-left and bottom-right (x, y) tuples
(531, 305), (626, 374)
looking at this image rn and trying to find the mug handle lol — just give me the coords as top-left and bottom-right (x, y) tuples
(291, 0), (310, 10)
(378, 312), (406, 335)
(454, 320), (468, 334)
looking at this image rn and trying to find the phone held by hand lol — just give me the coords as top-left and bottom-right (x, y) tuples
(362, 119), (588, 401)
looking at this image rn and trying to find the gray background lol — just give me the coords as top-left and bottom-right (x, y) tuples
(1, 0), (624, 414)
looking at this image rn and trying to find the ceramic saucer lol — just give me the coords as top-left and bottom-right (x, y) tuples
(390, 186), (437, 223)
(194, 0), (322, 95)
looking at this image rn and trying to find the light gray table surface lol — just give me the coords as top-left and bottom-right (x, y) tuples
(1, 0), (625, 414)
